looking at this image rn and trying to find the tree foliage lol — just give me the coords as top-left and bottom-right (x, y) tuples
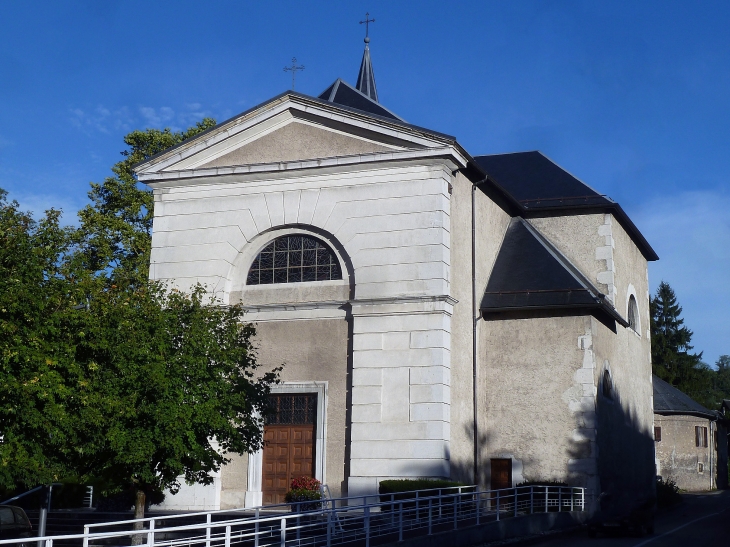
(650, 281), (728, 409)
(70, 283), (276, 500)
(74, 119), (216, 287)
(0, 118), (278, 519)
(0, 191), (84, 488)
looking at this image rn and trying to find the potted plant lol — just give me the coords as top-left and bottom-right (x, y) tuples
(285, 476), (322, 512)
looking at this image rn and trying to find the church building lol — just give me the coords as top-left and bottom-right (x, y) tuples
(135, 35), (658, 514)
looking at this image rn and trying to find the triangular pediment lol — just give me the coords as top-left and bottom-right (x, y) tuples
(134, 92), (460, 179)
(197, 118), (392, 169)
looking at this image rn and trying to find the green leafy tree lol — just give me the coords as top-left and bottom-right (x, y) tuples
(712, 355), (730, 405)
(0, 191), (92, 490)
(1, 118), (279, 532)
(74, 119), (216, 287)
(70, 283), (277, 535)
(650, 281), (711, 405)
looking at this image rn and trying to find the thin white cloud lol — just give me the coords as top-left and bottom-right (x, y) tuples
(71, 103), (219, 135)
(633, 189), (730, 365)
(69, 105), (133, 134)
(8, 191), (85, 225)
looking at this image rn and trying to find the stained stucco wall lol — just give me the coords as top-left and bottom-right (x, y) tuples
(479, 315), (594, 489)
(448, 172), (512, 485)
(448, 171), (475, 483)
(654, 414), (714, 491)
(219, 317), (349, 508)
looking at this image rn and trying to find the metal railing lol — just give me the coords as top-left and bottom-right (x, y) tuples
(0, 485), (585, 547)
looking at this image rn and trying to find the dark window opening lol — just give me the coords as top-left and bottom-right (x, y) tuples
(695, 426), (708, 448)
(602, 370), (613, 400)
(246, 235), (341, 285)
(628, 295), (639, 332)
(265, 393), (317, 425)
(654, 426), (662, 442)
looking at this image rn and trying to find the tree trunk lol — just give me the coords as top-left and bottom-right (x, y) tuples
(131, 489), (146, 546)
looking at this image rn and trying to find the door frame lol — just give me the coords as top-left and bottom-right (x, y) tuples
(245, 381), (328, 507)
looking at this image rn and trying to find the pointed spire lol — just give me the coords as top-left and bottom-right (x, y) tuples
(356, 12), (378, 102)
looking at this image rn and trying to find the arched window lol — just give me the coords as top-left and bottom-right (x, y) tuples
(246, 234), (342, 285)
(628, 294), (639, 332)
(602, 369), (613, 400)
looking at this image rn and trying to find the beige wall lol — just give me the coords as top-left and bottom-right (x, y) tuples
(219, 317), (350, 507)
(478, 315), (593, 488)
(655, 414), (714, 491)
(448, 172), (512, 484)
(528, 214), (608, 297)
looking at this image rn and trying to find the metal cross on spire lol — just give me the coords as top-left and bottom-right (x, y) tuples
(359, 12), (375, 42)
(283, 57), (305, 90)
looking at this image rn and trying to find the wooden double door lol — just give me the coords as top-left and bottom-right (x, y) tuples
(262, 394), (317, 505)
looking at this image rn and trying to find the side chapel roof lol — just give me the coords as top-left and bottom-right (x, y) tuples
(472, 152), (659, 261)
(653, 375), (717, 419)
(481, 217), (628, 326)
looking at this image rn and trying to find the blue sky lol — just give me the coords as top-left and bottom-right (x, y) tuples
(1, 1), (728, 365)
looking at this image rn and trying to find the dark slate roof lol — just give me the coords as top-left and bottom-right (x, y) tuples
(356, 44), (378, 102)
(481, 218), (627, 326)
(318, 79), (403, 121)
(653, 376), (716, 419)
(472, 151), (659, 261)
(474, 151), (610, 209)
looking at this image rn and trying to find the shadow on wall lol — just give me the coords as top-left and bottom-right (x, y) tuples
(446, 384), (654, 514)
(569, 377), (656, 513)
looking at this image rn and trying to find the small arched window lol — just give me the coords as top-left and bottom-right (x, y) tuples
(602, 369), (613, 400)
(628, 295), (639, 332)
(246, 234), (342, 285)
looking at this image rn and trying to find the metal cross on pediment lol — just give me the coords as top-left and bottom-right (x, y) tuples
(283, 57), (305, 90)
(359, 12), (375, 39)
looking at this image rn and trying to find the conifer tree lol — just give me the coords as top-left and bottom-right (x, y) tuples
(650, 281), (709, 403)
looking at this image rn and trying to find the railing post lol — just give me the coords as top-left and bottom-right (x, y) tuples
(147, 519), (155, 547)
(582, 488), (585, 511)
(453, 493), (458, 529)
(280, 518), (286, 547)
(399, 502), (403, 542)
(514, 488), (518, 517)
(428, 499), (432, 535)
(391, 493), (395, 525)
(571, 488), (574, 511)
(205, 513), (211, 547)
(365, 505), (371, 547)
(416, 491), (419, 523)
(476, 490), (480, 525)
(225, 525), (231, 547)
(530, 486), (534, 514)
(544, 486), (548, 512)
(558, 488), (562, 512)
(439, 489), (443, 518)
(45, 540), (53, 547)
(83, 526), (90, 547)
(327, 507), (332, 547)
(255, 508), (260, 547)
(496, 490), (500, 521)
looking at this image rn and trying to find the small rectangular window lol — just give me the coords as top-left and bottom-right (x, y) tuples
(698, 462), (705, 473)
(695, 426), (708, 447)
(654, 426), (662, 442)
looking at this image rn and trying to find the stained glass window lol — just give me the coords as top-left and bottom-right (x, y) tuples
(265, 394), (317, 425)
(246, 235), (342, 285)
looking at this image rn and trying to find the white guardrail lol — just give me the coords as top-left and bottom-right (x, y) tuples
(3, 485), (585, 547)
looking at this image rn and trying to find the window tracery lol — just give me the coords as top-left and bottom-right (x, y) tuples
(246, 234), (342, 285)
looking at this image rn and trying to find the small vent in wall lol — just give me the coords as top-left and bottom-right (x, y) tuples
(698, 462), (705, 473)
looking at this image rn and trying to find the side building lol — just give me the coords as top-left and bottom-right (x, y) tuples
(653, 375), (721, 491)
